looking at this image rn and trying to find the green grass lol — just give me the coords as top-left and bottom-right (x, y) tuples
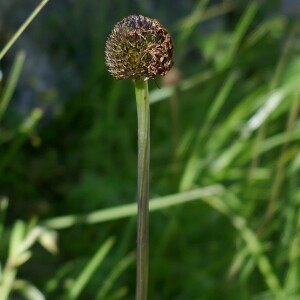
(1, 0), (300, 299)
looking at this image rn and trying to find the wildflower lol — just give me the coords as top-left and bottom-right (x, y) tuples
(105, 15), (173, 81)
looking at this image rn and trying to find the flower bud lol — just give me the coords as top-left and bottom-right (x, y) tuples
(105, 15), (173, 81)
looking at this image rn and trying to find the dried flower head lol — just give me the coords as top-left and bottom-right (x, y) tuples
(105, 15), (173, 81)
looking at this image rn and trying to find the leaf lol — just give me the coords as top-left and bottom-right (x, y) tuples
(38, 228), (58, 254)
(13, 280), (45, 300)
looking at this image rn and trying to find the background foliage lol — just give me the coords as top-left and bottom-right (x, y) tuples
(1, 0), (300, 299)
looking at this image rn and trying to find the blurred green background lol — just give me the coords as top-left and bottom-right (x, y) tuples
(1, 0), (300, 299)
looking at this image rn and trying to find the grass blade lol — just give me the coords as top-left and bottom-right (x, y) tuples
(96, 252), (135, 299)
(0, 0), (49, 61)
(0, 51), (26, 122)
(218, 1), (259, 70)
(68, 237), (115, 299)
(0, 108), (43, 173)
(42, 185), (223, 229)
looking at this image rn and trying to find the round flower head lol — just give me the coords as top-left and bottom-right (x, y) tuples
(105, 15), (173, 81)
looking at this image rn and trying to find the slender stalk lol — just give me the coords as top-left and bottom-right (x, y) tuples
(134, 80), (150, 300)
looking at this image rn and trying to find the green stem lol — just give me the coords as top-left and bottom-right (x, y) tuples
(134, 80), (150, 300)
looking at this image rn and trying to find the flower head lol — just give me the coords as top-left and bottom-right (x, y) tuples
(105, 15), (173, 81)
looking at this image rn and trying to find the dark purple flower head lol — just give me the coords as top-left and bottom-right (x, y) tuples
(105, 15), (173, 81)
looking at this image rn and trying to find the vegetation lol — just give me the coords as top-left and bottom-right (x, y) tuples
(1, 0), (300, 299)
